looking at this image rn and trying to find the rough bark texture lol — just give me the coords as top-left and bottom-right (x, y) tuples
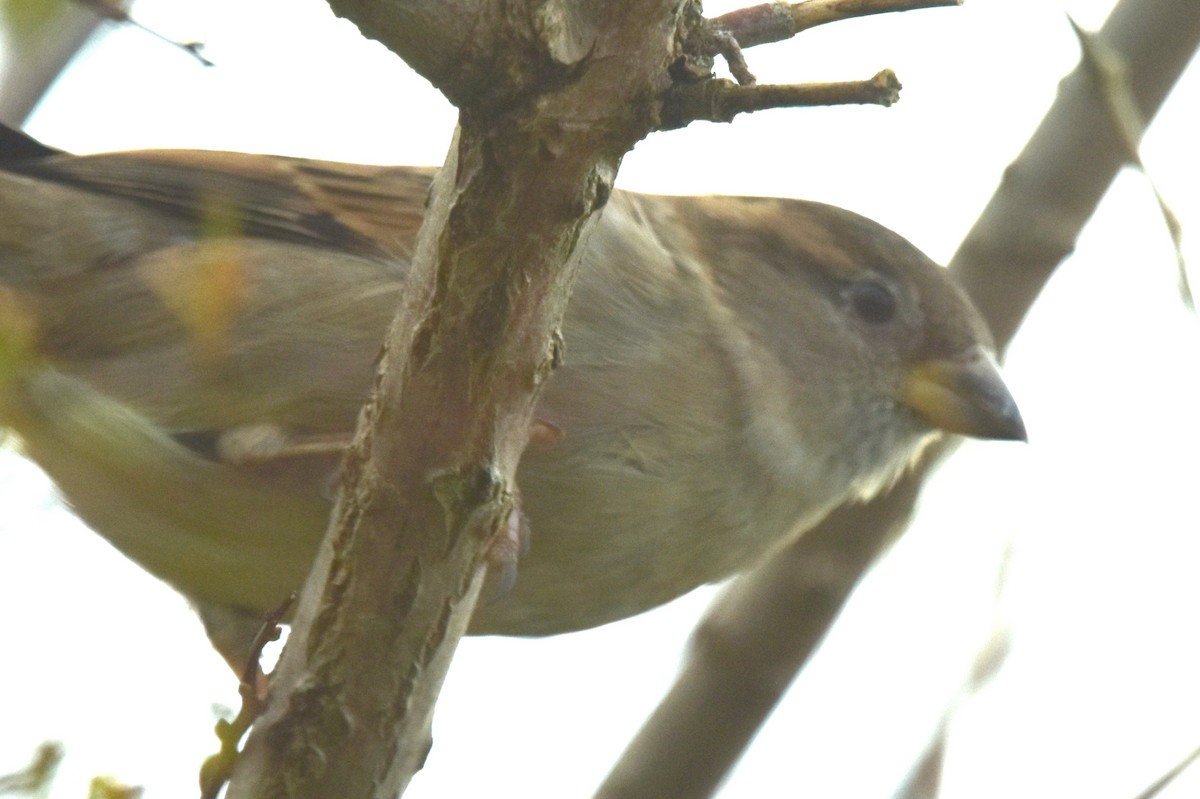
(594, 1), (1200, 797)
(227, 2), (687, 797)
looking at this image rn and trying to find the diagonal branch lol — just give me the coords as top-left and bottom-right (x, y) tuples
(594, 0), (1200, 797)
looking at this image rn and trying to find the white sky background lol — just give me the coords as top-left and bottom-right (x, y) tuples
(1, 1), (1198, 797)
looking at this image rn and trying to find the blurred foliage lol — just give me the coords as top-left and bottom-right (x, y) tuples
(0, 741), (61, 797)
(0, 742), (142, 798)
(0, 0), (71, 40)
(87, 776), (142, 799)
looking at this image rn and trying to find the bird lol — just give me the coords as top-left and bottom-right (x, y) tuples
(0, 123), (1024, 670)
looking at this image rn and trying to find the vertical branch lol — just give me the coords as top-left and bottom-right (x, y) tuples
(227, 2), (687, 796)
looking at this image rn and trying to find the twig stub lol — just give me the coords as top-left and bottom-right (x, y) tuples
(661, 69), (902, 129)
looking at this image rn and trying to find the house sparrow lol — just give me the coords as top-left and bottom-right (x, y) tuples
(0, 124), (1023, 665)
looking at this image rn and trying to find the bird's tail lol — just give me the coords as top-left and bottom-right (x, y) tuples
(0, 287), (328, 615)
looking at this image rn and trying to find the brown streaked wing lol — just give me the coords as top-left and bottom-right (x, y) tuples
(6, 148), (436, 261)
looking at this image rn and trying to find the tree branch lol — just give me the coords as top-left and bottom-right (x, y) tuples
(714, 0), (962, 51)
(661, 69), (901, 128)
(325, 0), (601, 114)
(74, 0), (212, 65)
(226, 2), (693, 797)
(0, 3), (103, 125)
(595, 0), (1200, 796)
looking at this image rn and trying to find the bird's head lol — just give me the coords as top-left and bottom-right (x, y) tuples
(640, 193), (1025, 502)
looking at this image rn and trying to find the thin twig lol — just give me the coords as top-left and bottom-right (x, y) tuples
(1130, 742), (1200, 799)
(708, 29), (757, 85)
(198, 596), (292, 799)
(897, 545), (1015, 799)
(714, 0), (961, 50)
(73, 0), (213, 65)
(661, 69), (901, 128)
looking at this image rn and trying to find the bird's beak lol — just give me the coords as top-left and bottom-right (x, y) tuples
(902, 346), (1026, 441)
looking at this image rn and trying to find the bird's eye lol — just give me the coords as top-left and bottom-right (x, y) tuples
(846, 280), (897, 324)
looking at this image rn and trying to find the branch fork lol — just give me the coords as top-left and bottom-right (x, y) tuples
(662, 0), (958, 128)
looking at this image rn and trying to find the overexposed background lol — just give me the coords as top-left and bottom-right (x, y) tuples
(1, 1), (1198, 796)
